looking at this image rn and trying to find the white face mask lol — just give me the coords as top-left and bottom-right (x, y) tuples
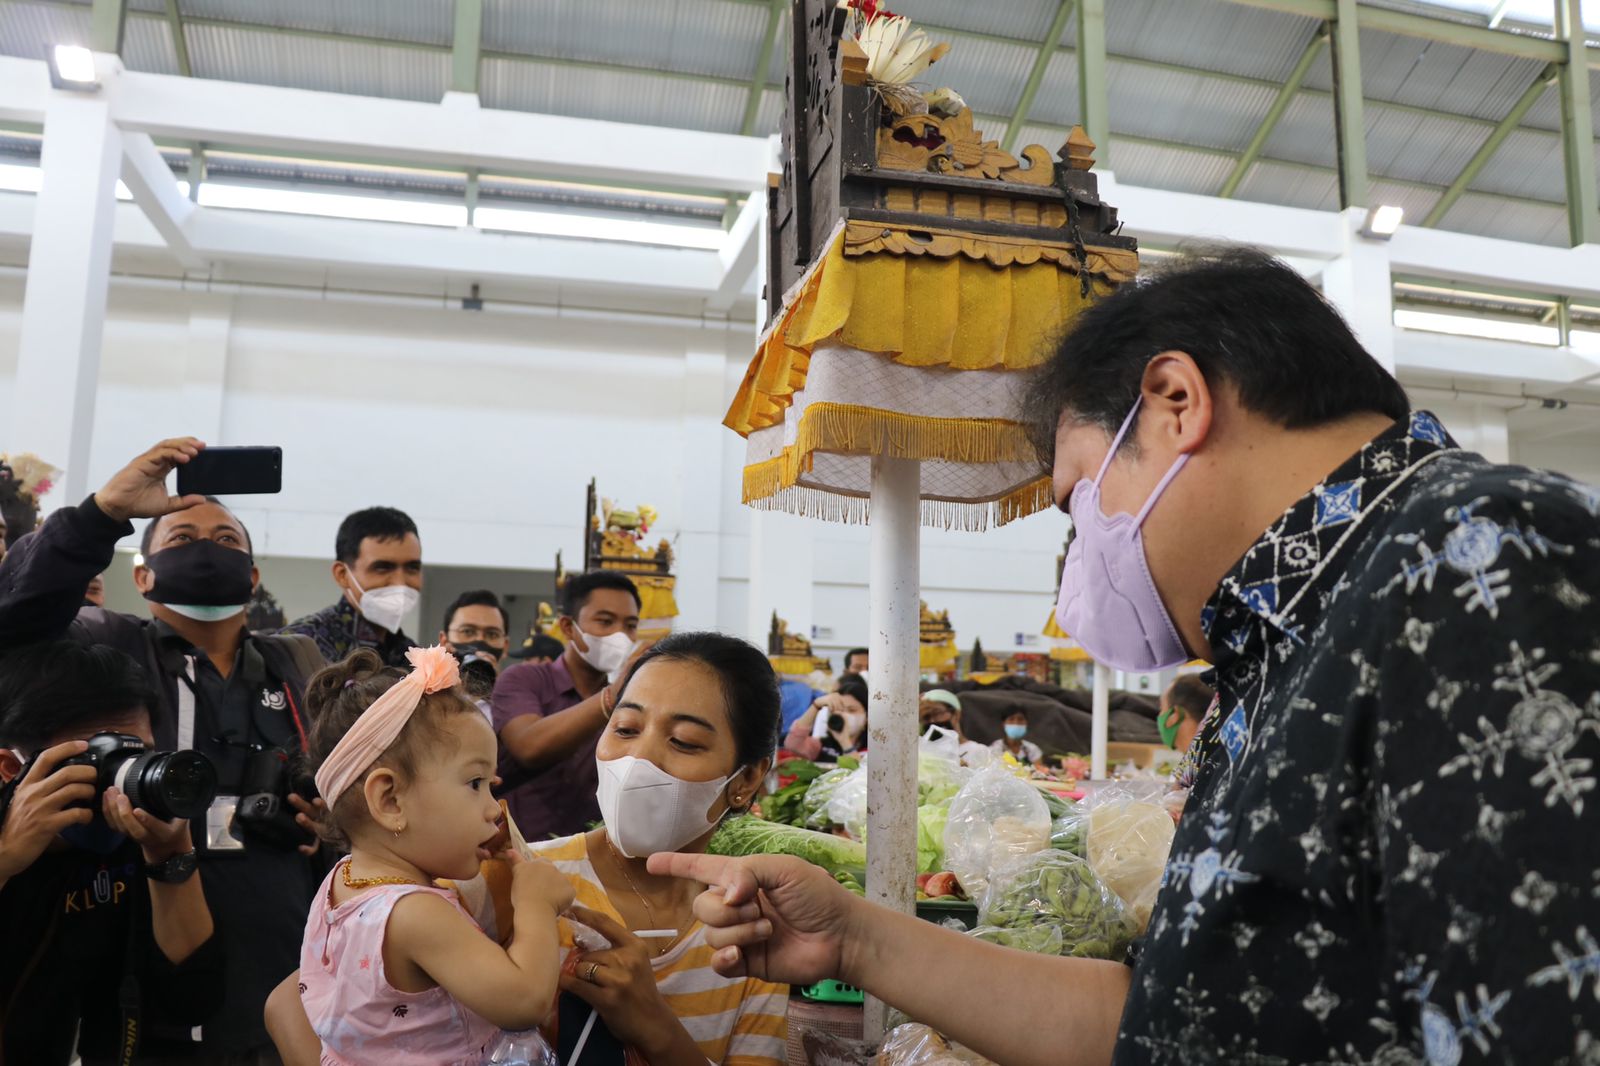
(164, 603), (247, 623)
(575, 629), (634, 677)
(347, 577), (419, 634)
(595, 755), (740, 859)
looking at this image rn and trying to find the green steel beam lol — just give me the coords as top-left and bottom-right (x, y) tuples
(1219, 25), (1327, 199)
(1329, 0), (1366, 209)
(187, 147), (204, 202)
(1002, 0), (1075, 153)
(450, 0), (483, 95)
(1076, 0), (1108, 166)
(1221, 0), (1576, 66)
(1556, 0), (1599, 246)
(90, 0), (128, 54)
(163, 0), (192, 77)
(741, 0), (786, 136)
(1423, 64), (1556, 228)
(973, 112), (1568, 213)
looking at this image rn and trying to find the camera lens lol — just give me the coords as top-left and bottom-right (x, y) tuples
(117, 750), (218, 821)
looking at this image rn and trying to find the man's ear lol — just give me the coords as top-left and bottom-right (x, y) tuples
(559, 616), (584, 651)
(250, 565), (261, 595)
(0, 749), (23, 784)
(361, 767), (405, 833)
(132, 564), (155, 595)
(1140, 351), (1213, 457)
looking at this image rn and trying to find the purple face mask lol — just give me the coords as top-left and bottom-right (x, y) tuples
(1055, 398), (1191, 673)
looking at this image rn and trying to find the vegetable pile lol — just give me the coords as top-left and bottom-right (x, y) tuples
(708, 814), (867, 894)
(977, 850), (1136, 961)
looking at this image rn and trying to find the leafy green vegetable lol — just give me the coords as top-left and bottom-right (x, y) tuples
(977, 851), (1136, 961)
(969, 923), (1064, 956)
(1040, 790), (1075, 820)
(916, 805), (949, 874)
(759, 759), (826, 826)
(800, 767), (856, 830)
(708, 815), (867, 883)
(917, 753), (965, 808)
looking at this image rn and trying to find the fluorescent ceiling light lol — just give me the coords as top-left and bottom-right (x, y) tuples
(1395, 308), (1559, 346)
(1362, 204), (1405, 239)
(197, 183), (467, 227)
(475, 206), (724, 249)
(50, 45), (99, 88)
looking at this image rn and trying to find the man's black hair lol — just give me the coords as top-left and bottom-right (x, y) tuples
(0, 641), (157, 755)
(335, 507), (419, 566)
(616, 631), (779, 771)
(559, 570), (641, 619)
(139, 496), (254, 558)
(1020, 246), (1411, 466)
(442, 589), (509, 635)
(844, 648), (869, 670)
(1167, 674), (1216, 723)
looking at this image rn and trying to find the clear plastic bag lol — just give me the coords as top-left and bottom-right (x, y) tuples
(967, 922), (1064, 956)
(875, 1023), (998, 1066)
(941, 762), (1050, 899)
(482, 1028), (558, 1066)
(1049, 801), (1089, 858)
(827, 764), (871, 841)
(977, 850), (1136, 960)
(802, 765), (857, 830)
(1084, 782), (1177, 932)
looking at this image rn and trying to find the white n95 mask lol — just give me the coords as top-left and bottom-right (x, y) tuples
(596, 755), (738, 858)
(576, 630), (634, 677)
(349, 578), (419, 634)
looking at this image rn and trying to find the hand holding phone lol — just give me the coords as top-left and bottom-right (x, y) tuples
(175, 446), (283, 497)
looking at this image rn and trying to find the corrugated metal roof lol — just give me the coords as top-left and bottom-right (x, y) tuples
(184, 22), (449, 102)
(1522, 67), (1600, 136)
(182, 0), (455, 47)
(755, 86), (783, 135)
(123, 10), (181, 75)
(480, 56), (746, 134)
(1234, 159), (1340, 211)
(1108, 137), (1237, 196)
(1105, 56), (1278, 151)
(1106, 0), (1323, 83)
(917, 32), (1037, 117)
(1364, 102), (1494, 186)
(1465, 126), (1572, 202)
(1, 1), (94, 55)
(485, 0), (768, 83)
(1366, 177), (1442, 223)
(1436, 189), (1570, 245)
(898, 0), (1062, 46)
(1261, 93), (1339, 169)
(1028, 48), (1081, 129)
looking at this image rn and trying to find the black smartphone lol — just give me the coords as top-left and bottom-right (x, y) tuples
(176, 446), (283, 496)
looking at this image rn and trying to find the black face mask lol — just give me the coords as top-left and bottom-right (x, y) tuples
(142, 539), (254, 607)
(452, 640), (504, 663)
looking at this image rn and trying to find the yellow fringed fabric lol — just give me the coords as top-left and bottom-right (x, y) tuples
(726, 231), (1109, 437)
(920, 640), (959, 671)
(636, 583), (679, 622)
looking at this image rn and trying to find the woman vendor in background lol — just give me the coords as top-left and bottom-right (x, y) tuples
(266, 632), (790, 1066)
(990, 707), (1049, 772)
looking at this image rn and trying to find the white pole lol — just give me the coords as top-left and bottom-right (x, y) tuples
(863, 454), (920, 1042)
(1091, 662), (1110, 780)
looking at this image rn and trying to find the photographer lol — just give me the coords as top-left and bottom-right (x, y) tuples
(0, 438), (327, 1064)
(438, 588), (509, 704)
(0, 642), (222, 1065)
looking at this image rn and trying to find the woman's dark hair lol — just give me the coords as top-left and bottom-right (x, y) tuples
(835, 673), (869, 709)
(303, 649), (479, 846)
(0, 641), (157, 753)
(615, 631), (780, 770)
(1166, 675), (1215, 723)
(1020, 245), (1411, 465)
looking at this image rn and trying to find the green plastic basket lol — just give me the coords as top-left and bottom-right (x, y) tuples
(802, 978), (866, 1004)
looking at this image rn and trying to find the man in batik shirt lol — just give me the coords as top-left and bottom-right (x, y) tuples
(659, 248), (1600, 1066)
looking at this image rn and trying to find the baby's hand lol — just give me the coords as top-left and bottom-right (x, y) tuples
(511, 855), (576, 914)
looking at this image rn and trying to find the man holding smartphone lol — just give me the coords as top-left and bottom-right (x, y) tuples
(0, 438), (328, 1065)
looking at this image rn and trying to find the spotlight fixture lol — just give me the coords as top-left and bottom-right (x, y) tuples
(1360, 204), (1405, 240)
(47, 44), (100, 91)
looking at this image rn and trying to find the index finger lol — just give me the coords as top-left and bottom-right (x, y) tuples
(646, 852), (757, 904)
(565, 905), (639, 948)
(22, 740), (90, 786)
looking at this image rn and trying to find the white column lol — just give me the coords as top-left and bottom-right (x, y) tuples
(675, 346), (729, 633)
(744, 509), (816, 649)
(1321, 207), (1396, 374)
(10, 68), (123, 502)
(1464, 402), (1510, 465)
(180, 293), (233, 443)
(863, 454), (920, 1042)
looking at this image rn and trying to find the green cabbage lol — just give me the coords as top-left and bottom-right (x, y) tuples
(708, 815), (867, 884)
(917, 805), (949, 874)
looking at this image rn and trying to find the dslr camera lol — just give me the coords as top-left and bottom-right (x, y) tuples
(48, 732), (217, 822)
(232, 747), (318, 850)
(451, 640), (501, 699)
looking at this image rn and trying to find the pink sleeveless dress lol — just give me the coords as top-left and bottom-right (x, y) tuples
(300, 859), (499, 1066)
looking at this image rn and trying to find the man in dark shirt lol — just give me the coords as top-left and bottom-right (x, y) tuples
(0, 438), (327, 1064)
(0, 641), (222, 1064)
(659, 249), (1600, 1066)
(493, 570), (643, 840)
(279, 506), (422, 667)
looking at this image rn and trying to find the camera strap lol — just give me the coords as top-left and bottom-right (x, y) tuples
(176, 656), (198, 752)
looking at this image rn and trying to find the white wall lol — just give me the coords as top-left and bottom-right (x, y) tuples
(5, 274), (1597, 666)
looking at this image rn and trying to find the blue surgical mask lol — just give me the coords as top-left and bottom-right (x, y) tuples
(61, 817), (127, 855)
(1004, 724), (1028, 741)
